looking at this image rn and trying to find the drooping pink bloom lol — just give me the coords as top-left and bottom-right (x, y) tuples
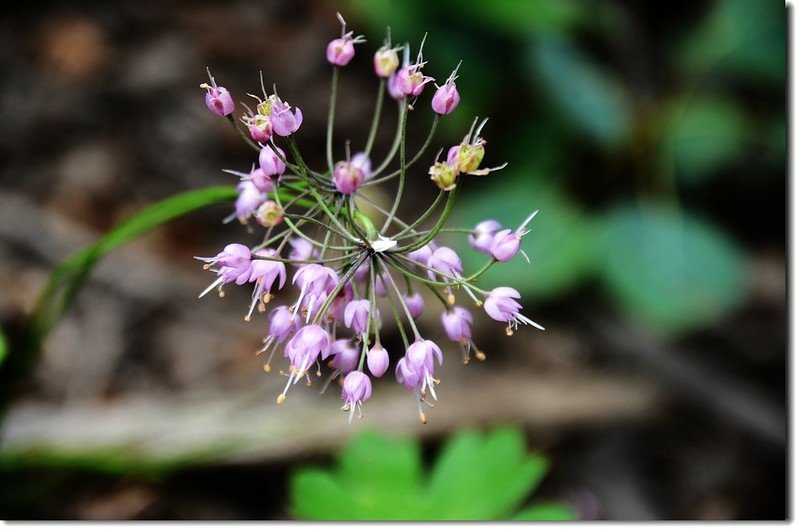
(367, 344), (389, 377)
(234, 180), (266, 223)
(407, 244), (434, 267)
(245, 249), (287, 321)
(489, 211), (538, 263)
(201, 68), (234, 116)
(483, 287), (545, 333)
(248, 167), (275, 193)
(278, 324), (331, 403)
(196, 243), (253, 297)
(344, 299), (375, 335)
(259, 145), (286, 177)
(325, 339), (359, 374)
(288, 238), (315, 264)
(293, 264), (339, 320)
(398, 339), (443, 400)
(341, 371), (372, 422)
(469, 220), (502, 254)
(267, 305), (297, 344)
(441, 306), (473, 343)
(404, 292), (425, 320)
(427, 246), (463, 280)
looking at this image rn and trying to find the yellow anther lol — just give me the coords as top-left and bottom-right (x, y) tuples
(276, 394), (286, 404)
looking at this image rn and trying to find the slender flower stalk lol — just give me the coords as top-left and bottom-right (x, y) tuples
(196, 13), (544, 423)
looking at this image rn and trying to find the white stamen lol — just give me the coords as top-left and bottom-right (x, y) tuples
(199, 276), (224, 298)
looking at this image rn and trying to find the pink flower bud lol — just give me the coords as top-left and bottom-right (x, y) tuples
(259, 146), (286, 177)
(374, 46), (400, 77)
(327, 37), (356, 66)
(201, 69), (234, 116)
(431, 63), (461, 115)
(404, 292), (425, 320)
(367, 344), (390, 377)
(333, 160), (365, 195)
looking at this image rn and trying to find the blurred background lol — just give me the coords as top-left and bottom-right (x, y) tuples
(0, 0), (786, 520)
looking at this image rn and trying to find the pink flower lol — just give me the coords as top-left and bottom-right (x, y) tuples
(201, 68), (234, 116)
(278, 324), (332, 403)
(489, 211), (538, 263)
(350, 152), (372, 180)
(248, 167), (275, 193)
(441, 306), (473, 343)
(325, 339), (359, 374)
(397, 64), (435, 97)
(427, 246), (463, 280)
(288, 238), (315, 264)
(293, 264), (339, 318)
(234, 180), (266, 223)
(431, 63), (462, 115)
(387, 72), (405, 100)
(483, 287), (544, 333)
(196, 243), (253, 297)
(405, 292), (425, 320)
(245, 249), (287, 321)
(344, 299), (375, 335)
(333, 160), (365, 195)
(255, 200), (284, 228)
(367, 344), (389, 377)
(469, 220), (502, 254)
(270, 96), (303, 137)
(243, 112), (272, 142)
(407, 244), (434, 267)
(326, 13), (365, 67)
(341, 371), (372, 422)
(259, 145), (286, 177)
(397, 339), (442, 399)
(267, 305), (297, 344)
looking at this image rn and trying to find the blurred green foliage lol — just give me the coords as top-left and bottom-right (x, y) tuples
(351, 0), (784, 335)
(290, 427), (575, 520)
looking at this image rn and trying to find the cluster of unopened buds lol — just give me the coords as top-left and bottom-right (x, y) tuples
(198, 13), (542, 423)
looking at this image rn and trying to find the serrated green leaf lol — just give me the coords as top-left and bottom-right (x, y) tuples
(528, 35), (633, 148)
(512, 502), (577, 521)
(599, 204), (747, 334)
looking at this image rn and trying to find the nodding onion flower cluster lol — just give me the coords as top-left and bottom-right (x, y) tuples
(198, 13), (543, 424)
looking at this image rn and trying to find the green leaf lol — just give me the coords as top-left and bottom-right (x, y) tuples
(599, 204), (747, 334)
(427, 428), (549, 520)
(512, 502), (577, 521)
(288, 427), (556, 521)
(291, 468), (354, 520)
(664, 98), (749, 184)
(678, 0), (785, 84)
(528, 35), (633, 148)
(336, 431), (425, 520)
(449, 178), (598, 301)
